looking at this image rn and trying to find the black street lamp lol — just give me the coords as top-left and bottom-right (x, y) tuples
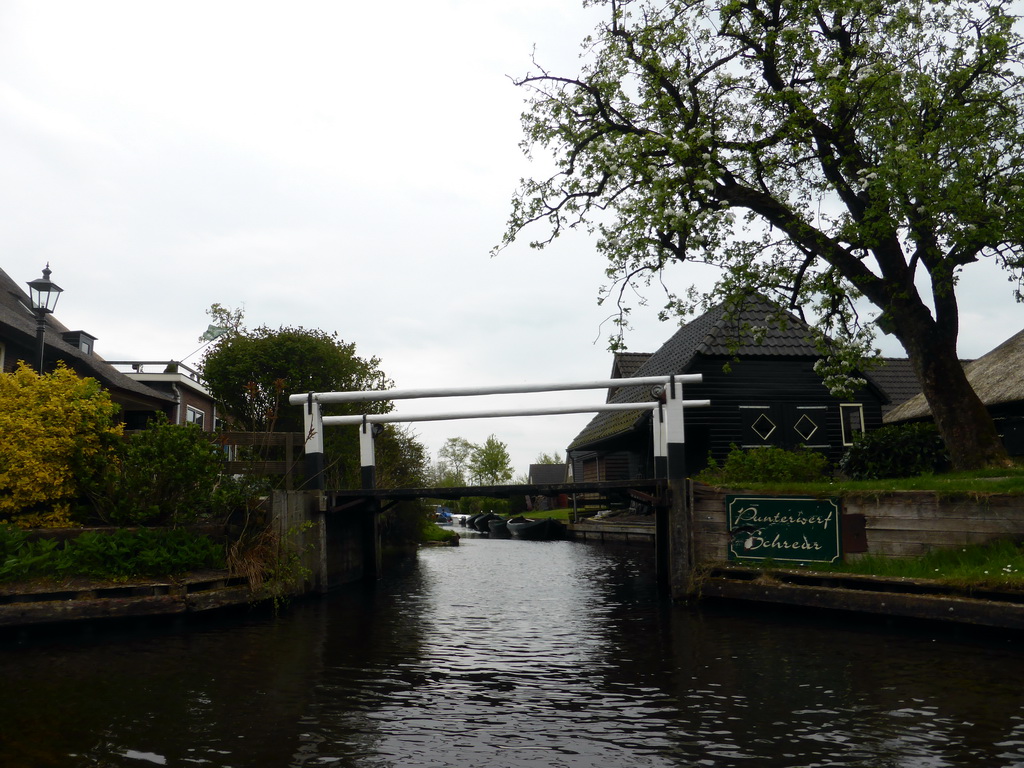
(26, 264), (63, 372)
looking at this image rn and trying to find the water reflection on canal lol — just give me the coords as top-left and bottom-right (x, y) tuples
(3, 535), (1024, 767)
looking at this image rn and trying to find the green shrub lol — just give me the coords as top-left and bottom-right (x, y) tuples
(0, 525), (225, 583)
(697, 445), (830, 485)
(0, 525), (61, 581)
(839, 422), (948, 480)
(86, 414), (224, 526)
(0, 363), (122, 528)
(55, 528), (225, 580)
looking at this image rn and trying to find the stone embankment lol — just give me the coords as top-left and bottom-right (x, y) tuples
(572, 514), (1024, 632)
(700, 565), (1024, 631)
(0, 571), (253, 632)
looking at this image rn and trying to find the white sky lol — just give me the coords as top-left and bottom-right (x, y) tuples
(1, 1), (1021, 477)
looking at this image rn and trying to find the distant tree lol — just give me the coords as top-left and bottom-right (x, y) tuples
(374, 425), (430, 489)
(429, 461), (466, 488)
(499, 0), (1024, 470)
(373, 425), (434, 543)
(437, 437), (477, 485)
(534, 451), (564, 465)
(469, 435), (514, 485)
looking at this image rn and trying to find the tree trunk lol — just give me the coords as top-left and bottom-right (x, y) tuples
(896, 311), (1010, 471)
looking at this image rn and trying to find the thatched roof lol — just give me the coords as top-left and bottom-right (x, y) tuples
(0, 266), (173, 408)
(885, 330), (1023, 422)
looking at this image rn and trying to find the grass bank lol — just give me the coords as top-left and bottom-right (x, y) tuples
(713, 467), (1024, 497)
(733, 538), (1024, 592)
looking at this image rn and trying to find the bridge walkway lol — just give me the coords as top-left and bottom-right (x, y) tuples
(327, 479), (670, 514)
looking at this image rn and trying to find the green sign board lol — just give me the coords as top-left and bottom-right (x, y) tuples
(726, 495), (842, 564)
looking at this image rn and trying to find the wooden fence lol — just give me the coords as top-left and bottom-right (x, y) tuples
(211, 431), (305, 490)
(692, 482), (1024, 562)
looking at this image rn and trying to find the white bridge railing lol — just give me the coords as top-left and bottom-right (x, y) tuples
(287, 374), (708, 490)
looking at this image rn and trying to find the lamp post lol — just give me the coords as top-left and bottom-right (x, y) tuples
(26, 264), (63, 372)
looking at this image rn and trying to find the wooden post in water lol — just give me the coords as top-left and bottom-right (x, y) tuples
(661, 377), (696, 600)
(358, 419), (382, 580)
(653, 398), (670, 591)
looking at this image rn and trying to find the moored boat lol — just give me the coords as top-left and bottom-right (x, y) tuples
(473, 512), (502, 533)
(487, 516), (511, 538)
(506, 516), (566, 541)
(434, 506), (454, 525)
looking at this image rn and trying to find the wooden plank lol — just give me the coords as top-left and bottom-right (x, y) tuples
(330, 479), (668, 502)
(186, 586), (254, 613)
(699, 578), (1024, 630)
(866, 517), (1024, 534)
(212, 431), (303, 448)
(0, 595), (188, 627)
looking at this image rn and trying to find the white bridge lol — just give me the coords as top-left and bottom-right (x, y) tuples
(287, 374), (708, 490)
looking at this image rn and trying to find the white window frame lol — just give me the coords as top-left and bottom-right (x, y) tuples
(186, 405), (206, 429)
(840, 403), (866, 446)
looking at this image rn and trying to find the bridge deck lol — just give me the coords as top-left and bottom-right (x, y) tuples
(327, 479), (669, 508)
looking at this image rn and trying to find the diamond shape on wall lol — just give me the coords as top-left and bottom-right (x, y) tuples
(752, 413), (777, 441)
(794, 413), (819, 441)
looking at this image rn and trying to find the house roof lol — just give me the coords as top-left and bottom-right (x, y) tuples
(0, 267), (174, 407)
(863, 357), (920, 415)
(568, 296), (822, 451)
(528, 463), (568, 484)
(611, 352), (652, 378)
(608, 352), (652, 401)
(885, 329), (1023, 422)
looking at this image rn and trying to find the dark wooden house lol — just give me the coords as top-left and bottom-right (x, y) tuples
(526, 463), (569, 511)
(567, 297), (892, 481)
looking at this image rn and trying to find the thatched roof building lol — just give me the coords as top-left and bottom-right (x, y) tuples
(0, 266), (174, 422)
(885, 329), (1024, 423)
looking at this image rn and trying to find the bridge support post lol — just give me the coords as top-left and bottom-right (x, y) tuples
(271, 490), (327, 594)
(659, 377), (696, 599)
(652, 403), (667, 480)
(359, 421), (382, 581)
(302, 396), (325, 492)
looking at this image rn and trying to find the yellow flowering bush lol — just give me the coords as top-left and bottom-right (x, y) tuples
(0, 363), (122, 527)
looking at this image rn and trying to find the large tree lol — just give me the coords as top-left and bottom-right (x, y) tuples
(499, 0), (1024, 469)
(201, 322), (391, 433)
(199, 308), (394, 488)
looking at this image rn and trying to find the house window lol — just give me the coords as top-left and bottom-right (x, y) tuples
(840, 403), (865, 446)
(186, 406), (206, 429)
(793, 405), (829, 448)
(61, 331), (97, 355)
(740, 405), (778, 447)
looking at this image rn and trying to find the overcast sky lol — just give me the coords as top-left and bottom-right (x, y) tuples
(1, 1), (1021, 477)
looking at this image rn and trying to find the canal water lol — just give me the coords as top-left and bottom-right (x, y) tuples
(3, 535), (1024, 767)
